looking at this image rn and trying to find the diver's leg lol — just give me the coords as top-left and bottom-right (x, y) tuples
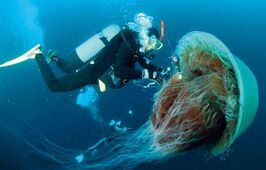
(55, 58), (75, 74)
(48, 50), (75, 74)
(35, 53), (97, 92)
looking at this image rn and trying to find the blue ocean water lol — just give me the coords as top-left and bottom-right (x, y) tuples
(0, 0), (265, 169)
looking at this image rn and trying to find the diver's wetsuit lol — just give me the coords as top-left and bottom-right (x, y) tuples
(35, 26), (159, 92)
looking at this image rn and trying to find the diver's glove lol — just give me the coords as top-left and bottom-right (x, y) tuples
(142, 68), (163, 85)
(155, 66), (164, 73)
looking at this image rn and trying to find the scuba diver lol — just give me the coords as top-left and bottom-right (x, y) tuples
(37, 13), (169, 92)
(0, 13), (170, 92)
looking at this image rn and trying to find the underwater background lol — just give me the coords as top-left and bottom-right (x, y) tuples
(0, 0), (265, 169)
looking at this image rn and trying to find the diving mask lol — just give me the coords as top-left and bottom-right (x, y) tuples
(145, 35), (163, 51)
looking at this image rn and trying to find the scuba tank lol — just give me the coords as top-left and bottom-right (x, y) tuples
(67, 24), (121, 69)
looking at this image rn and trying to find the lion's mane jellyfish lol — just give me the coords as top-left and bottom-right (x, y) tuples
(151, 31), (255, 155)
(157, 32), (258, 156)
(13, 32), (258, 170)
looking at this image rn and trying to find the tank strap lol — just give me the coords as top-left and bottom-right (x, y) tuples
(98, 31), (109, 45)
(99, 36), (109, 46)
(120, 27), (135, 52)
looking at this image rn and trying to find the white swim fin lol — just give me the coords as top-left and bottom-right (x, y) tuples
(0, 44), (41, 68)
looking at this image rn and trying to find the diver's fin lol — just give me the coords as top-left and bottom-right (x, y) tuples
(0, 44), (41, 68)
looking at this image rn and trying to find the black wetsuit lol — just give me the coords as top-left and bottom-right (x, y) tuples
(35, 26), (159, 92)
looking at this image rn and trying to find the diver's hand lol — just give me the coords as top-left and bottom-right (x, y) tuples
(142, 69), (163, 84)
(155, 66), (164, 73)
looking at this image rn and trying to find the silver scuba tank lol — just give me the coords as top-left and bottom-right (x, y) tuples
(67, 24), (121, 68)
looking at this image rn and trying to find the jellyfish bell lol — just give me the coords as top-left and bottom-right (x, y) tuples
(151, 31), (259, 156)
(209, 42), (259, 156)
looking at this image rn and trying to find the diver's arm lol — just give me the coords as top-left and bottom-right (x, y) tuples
(113, 43), (142, 79)
(135, 55), (160, 71)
